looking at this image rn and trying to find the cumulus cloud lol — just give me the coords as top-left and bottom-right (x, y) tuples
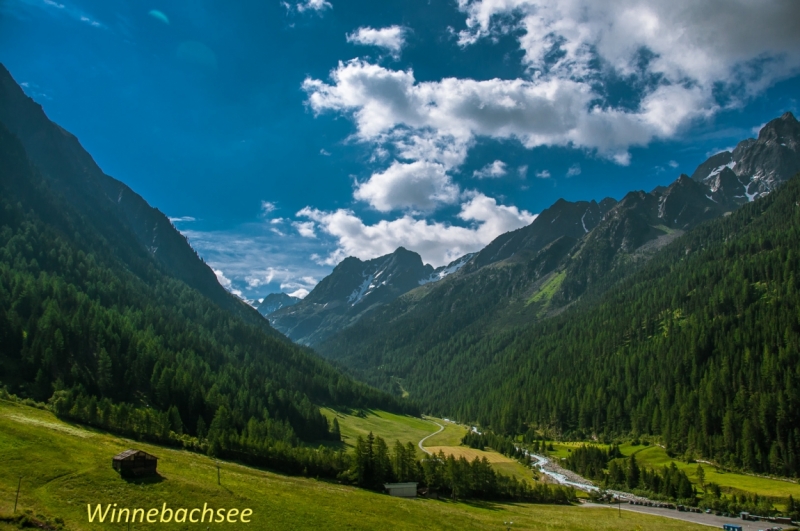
(473, 160), (507, 179)
(535, 169), (550, 179)
(668, 160), (679, 168)
(355, 160), (459, 211)
(457, 0), (800, 101)
(303, 59), (708, 164)
(293, 221), (317, 238)
(260, 200), (277, 214)
(297, 193), (535, 267)
(214, 269), (243, 298)
(346, 25), (408, 57)
(295, 0), (331, 13)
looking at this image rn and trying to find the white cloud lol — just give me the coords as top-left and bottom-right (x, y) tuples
(320, 148), (331, 156)
(535, 169), (550, 179)
(473, 160), (507, 179)
(288, 288), (310, 299)
(668, 160), (679, 168)
(355, 160), (459, 212)
(566, 163), (581, 177)
(346, 25), (408, 57)
(293, 221), (317, 238)
(296, 0), (331, 13)
(180, 225), (329, 300)
(261, 200), (277, 214)
(518, 165), (528, 178)
(169, 216), (196, 223)
(297, 193), (535, 267)
(303, 60), (709, 165)
(213, 269), (243, 298)
(457, 0), (800, 100)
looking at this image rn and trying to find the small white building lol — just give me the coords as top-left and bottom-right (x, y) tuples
(383, 482), (418, 498)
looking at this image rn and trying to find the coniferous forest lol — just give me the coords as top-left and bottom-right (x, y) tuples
(0, 120), (416, 472)
(321, 172), (800, 478)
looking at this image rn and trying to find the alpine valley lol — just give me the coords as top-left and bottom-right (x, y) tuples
(3, 53), (800, 530)
(283, 111), (800, 477)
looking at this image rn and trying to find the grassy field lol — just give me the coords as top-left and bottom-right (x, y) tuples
(426, 446), (516, 464)
(617, 443), (800, 503)
(547, 440), (800, 507)
(320, 407), (437, 457)
(0, 399), (715, 531)
(423, 418), (468, 447)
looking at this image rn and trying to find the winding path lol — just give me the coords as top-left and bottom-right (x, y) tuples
(418, 418), (444, 455)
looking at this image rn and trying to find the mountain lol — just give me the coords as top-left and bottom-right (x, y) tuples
(257, 292), (301, 316)
(0, 64), (271, 331)
(0, 66), (413, 464)
(315, 112), (800, 397)
(325, 170), (800, 477)
(692, 112), (800, 202)
(268, 247), (471, 345)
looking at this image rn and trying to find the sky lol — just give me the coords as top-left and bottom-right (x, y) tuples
(2, 0), (799, 300)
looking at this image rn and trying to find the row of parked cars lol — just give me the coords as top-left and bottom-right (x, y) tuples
(627, 500), (676, 509)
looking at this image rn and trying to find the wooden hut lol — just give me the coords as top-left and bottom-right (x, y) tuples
(112, 449), (158, 477)
(383, 482), (418, 498)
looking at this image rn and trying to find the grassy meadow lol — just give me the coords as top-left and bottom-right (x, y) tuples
(320, 407), (437, 457)
(0, 398), (717, 531)
(547, 441), (800, 508)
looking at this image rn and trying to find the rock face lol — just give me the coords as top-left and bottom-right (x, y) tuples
(459, 197), (617, 275)
(256, 293), (300, 316)
(268, 247), (472, 345)
(692, 112), (800, 203)
(0, 63), (268, 330)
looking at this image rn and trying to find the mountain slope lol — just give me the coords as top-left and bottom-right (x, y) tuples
(334, 172), (800, 477)
(0, 83), (413, 459)
(0, 64), (269, 330)
(257, 292), (301, 316)
(268, 247), (471, 345)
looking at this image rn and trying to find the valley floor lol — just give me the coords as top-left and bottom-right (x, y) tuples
(0, 399), (712, 530)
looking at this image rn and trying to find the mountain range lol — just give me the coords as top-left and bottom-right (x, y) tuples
(268, 112), (800, 357)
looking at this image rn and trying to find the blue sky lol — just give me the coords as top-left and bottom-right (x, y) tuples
(2, 0), (799, 299)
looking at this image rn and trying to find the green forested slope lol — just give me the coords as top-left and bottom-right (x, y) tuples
(324, 174), (800, 477)
(0, 120), (413, 461)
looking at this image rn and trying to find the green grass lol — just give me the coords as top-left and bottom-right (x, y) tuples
(423, 418), (468, 447)
(617, 443), (800, 504)
(548, 442), (609, 460)
(0, 399), (712, 531)
(526, 270), (566, 307)
(320, 407), (437, 456)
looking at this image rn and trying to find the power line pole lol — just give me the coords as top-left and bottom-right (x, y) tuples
(14, 476), (21, 513)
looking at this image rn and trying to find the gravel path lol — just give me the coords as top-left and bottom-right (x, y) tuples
(418, 418), (444, 455)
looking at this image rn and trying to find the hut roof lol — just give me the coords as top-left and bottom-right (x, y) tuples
(113, 449), (158, 461)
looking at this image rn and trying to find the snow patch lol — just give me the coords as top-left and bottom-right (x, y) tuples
(704, 161), (736, 183)
(580, 209), (590, 233)
(347, 272), (375, 305)
(744, 180), (758, 202)
(419, 253), (475, 285)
